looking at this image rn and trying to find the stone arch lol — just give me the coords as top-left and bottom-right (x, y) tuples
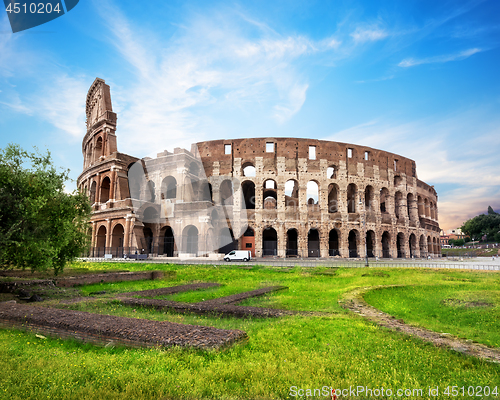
(263, 179), (277, 209)
(95, 136), (103, 161)
(424, 198), (430, 218)
(242, 162), (256, 177)
(329, 229), (340, 256)
(382, 231), (391, 258)
(307, 181), (319, 207)
(328, 183), (339, 213)
(419, 234), (426, 257)
(348, 229), (359, 257)
(397, 232), (405, 258)
(347, 183), (357, 213)
(394, 175), (403, 187)
(111, 223), (124, 247)
(285, 179), (299, 209)
(147, 180), (156, 202)
(183, 225), (199, 255)
(366, 230), (375, 257)
(220, 179), (233, 205)
(242, 180), (256, 210)
(364, 185), (374, 211)
(100, 176), (110, 203)
(161, 176), (177, 200)
(395, 191), (403, 219)
(286, 228), (298, 257)
(188, 161), (200, 176)
(143, 206), (159, 223)
(96, 225), (106, 249)
(308, 228), (320, 257)
(380, 188), (390, 213)
(262, 227), (277, 256)
(327, 165), (337, 179)
(143, 227), (153, 254)
(407, 193), (415, 221)
(418, 196), (424, 216)
(90, 180), (97, 204)
(242, 227), (255, 256)
(86, 143), (93, 167)
(409, 233), (417, 258)
(161, 226), (175, 257)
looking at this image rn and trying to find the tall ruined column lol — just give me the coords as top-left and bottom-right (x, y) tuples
(105, 219), (112, 249)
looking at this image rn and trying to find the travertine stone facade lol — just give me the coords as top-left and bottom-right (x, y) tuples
(78, 78), (441, 258)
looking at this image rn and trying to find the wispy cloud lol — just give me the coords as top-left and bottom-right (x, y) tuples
(93, 0), (347, 156)
(350, 25), (388, 43)
(398, 48), (482, 67)
(326, 107), (500, 229)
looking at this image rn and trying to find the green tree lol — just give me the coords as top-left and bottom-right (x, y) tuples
(487, 205), (498, 215)
(461, 208), (500, 243)
(0, 144), (91, 274)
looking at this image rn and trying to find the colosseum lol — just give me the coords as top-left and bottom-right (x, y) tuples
(78, 78), (441, 259)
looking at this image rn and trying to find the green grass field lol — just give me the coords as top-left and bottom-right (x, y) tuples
(1, 262), (499, 399)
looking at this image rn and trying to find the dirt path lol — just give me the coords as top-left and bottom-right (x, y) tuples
(339, 286), (500, 363)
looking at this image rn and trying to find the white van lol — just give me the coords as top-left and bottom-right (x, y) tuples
(224, 250), (252, 262)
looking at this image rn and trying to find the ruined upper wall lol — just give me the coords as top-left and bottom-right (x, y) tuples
(196, 137), (418, 181)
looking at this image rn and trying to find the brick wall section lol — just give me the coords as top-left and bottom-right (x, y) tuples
(55, 271), (165, 287)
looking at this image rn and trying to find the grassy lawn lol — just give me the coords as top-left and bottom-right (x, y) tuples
(1, 262), (499, 399)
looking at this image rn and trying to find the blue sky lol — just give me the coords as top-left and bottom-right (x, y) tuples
(1, 0), (499, 230)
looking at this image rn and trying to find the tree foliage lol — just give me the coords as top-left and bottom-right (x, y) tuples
(460, 206), (500, 243)
(0, 144), (91, 274)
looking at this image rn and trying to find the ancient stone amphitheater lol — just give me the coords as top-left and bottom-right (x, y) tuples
(78, 78), (441, 259)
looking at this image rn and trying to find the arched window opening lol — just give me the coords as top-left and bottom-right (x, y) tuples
(424, 198), (430, 218)
(147, 180), (155, 203)
(90, 181), (97, 204)
(143, 227), (153, 254)
(382, 231), (391, 258)
(202, 182), (213, 202)
(308, 229), (320, 257)
(220, 179), (233, 205)
(100, 177), (110, 203)
(364, 186), (373, 210)
(328, 183), (338, 213)
(348, 230), (358, 258)
(366, 230), (375, 258)
(285, 180), (299, 209)
(395, 191), (403, 219)
(394, 175), (402, 187)
(307, 181), (319, 209)
(420, 235), (426, 257)
(143, 206), (159, 224)
(407, 193), (414, 221)
(329, 229), (340, 257)
(243, 162), (256, 177)
(409, 233), (416, 258)
(380, 188), (389, 213)
(185, 225), (198, 255)
(327, 165), (337, 179)
(161, 176), (177, 200)
(397, 233), (405, 258)
(262, 227), (277, 256)
(95, 137), (103, 161)
(242, 181), (256, 210)
(96, 226), (106, 249)
(286, 229), (298, 257)
(162, 226), (175, 257)
(263, 180), (277, 209)
(347, 183), (357, 213)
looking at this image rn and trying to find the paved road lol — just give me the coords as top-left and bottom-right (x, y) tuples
(80, 256), (500, 271)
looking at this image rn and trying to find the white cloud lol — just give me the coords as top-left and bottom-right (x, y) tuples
(350, 26), (388, 43)
(93, 1), (347, 155)
(327, 108), (500, 230)
(398, 48), (482, 67)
